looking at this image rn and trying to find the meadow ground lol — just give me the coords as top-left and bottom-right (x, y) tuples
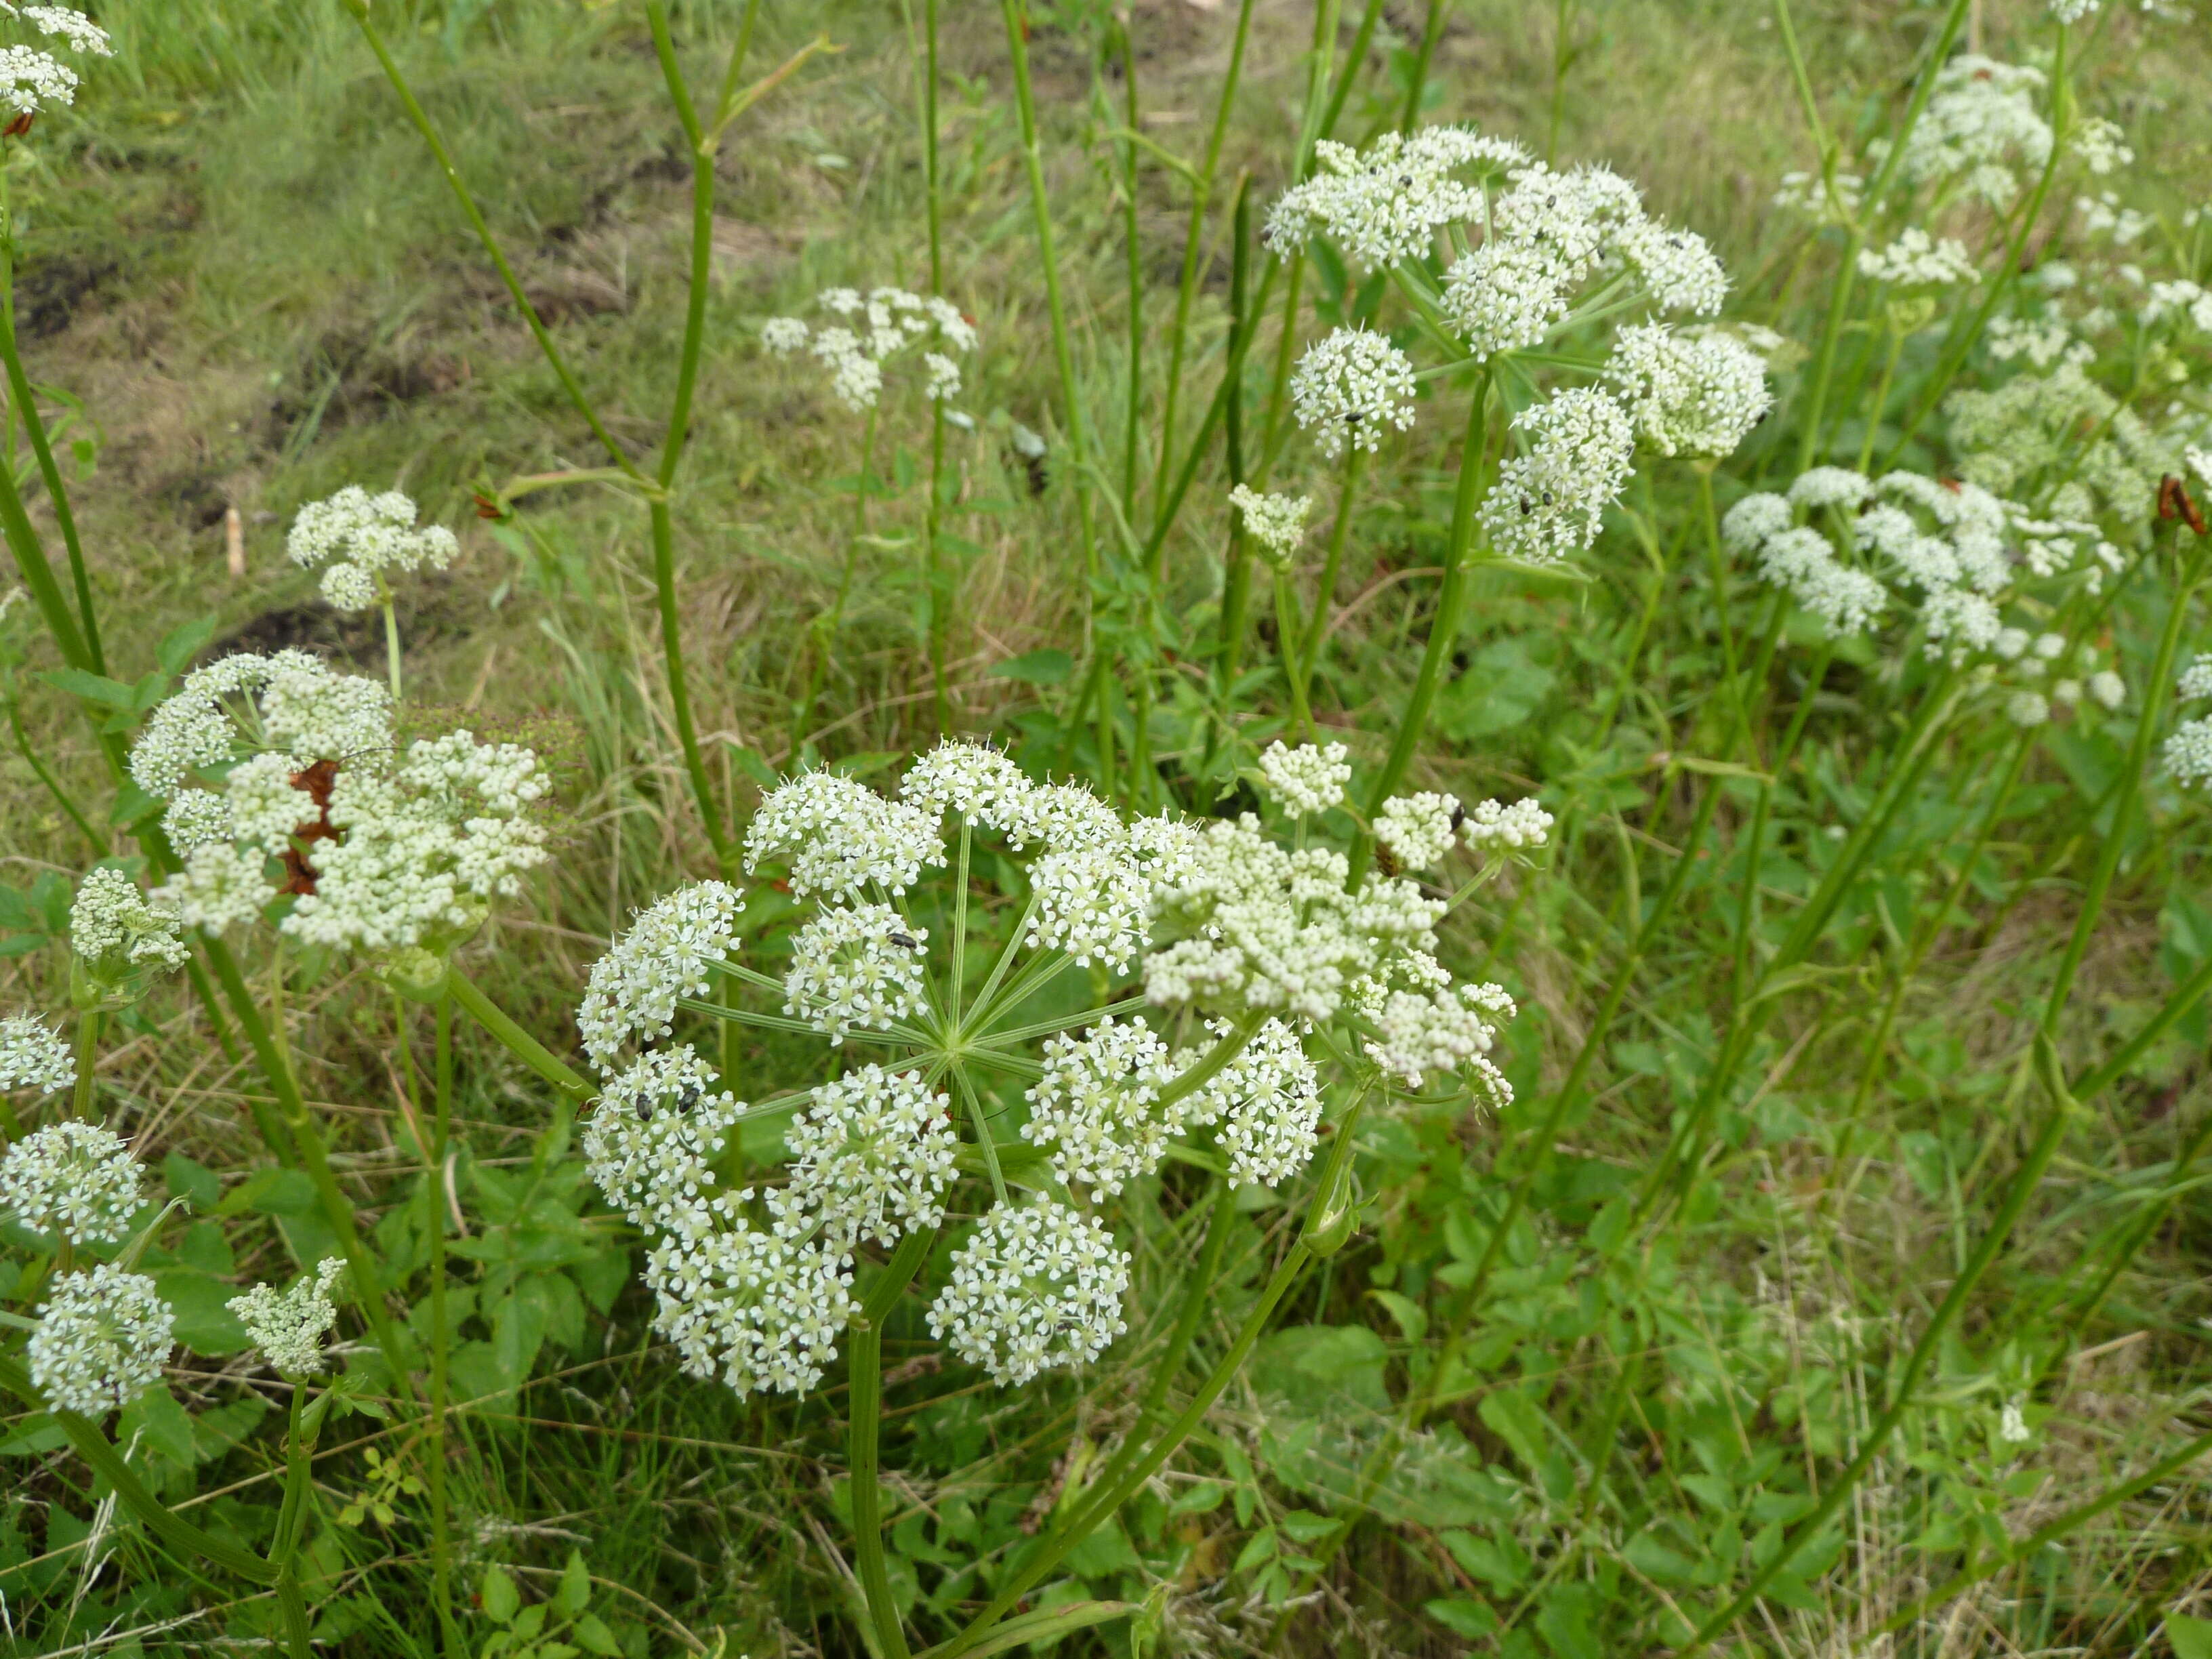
(4, 0), (2212, 1654)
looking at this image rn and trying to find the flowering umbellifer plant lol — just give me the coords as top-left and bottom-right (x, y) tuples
(571, 737), (1532, 1651)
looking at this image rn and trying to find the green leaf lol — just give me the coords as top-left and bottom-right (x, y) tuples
(1424, 1598), (1497, 1639)
(571, 1614), (621, 1656)
(157, 617), (218, 676)
(39, 668), (137, 708)
(152, 1269), (249, 1356)
(989, 648), (1073, 685)
(2168, 1616), (2212, 1659)
(481, 1565), (520, 1625)
(552, 1550), (590, 1618)
(165, 1154), (222, 1212)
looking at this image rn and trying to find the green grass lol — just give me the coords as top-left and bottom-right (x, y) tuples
(5, 0), (2212, 1654)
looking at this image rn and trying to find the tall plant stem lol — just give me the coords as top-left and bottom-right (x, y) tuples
(1218, 182), (1256, 687)
(1000, 0), (1099, 609)
(427, 996), (461, 1658)
(930, 1090), (1368, 1659)
(0, 202), (100, 672)
(1271, 571), (1317, 741)
(848, 1227), (936, 1658)
(1115, 17), (1143, 521)
(381, 598), (405, 705)
(445, 968), (595, 1104)
(340, 0), (643, 482)
(1352, 377), (1492, 879)
(1296, 444), (1366, 690)
(1727, 638), (1835, 1006)
(201, 939), (415, 1400)
(1697, 468), (1743, 734)
(1399, 0), (1452, 131)
(796, 404), (880, 752)
(1147, 0), (1257, 560)
(914, 0), (952, 734)
(270, 1385), (317, 1659)
(68, 1007), (100, 1122)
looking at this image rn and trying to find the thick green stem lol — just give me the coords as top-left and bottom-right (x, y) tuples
(445, 968), (595, 1104)
(848, 1227), (936, 1659)
(1399, 0), (1452, 131)
(1115, 18), (1143, 520)
(1352, 377), (1492, 879)
(428, 996), (460, 1658)
(381, 598), (404, 705)
(0, 253), (100, 672)
(1218, 181), (1255, 687)
(1273, 571), (1317, 743)
(69, 1006), (100, 1122)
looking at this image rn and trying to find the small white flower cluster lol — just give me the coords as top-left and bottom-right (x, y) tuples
(137, 652), (549, 957)
(0, 3), (109, 118)
(1290, 327), (1416, 457)
(1181, 1018), (1324, 1189)
(1462, 796), (1555, 856)
(759, 286), (979, 411)
(226, 1258), (346, 1376)
(1479, 387), (1637, 565)
(1605, 324), (1772, 459)
(1229, 485), (1314, 568)
(0, 1120), (142, 1244)
(0, 1012), (72, 1095)
(783, 903), (928, 1043)
(1877, 56), (2054, 209)
(927, 1198), (1130, 1386)
(2143, 281), (2212, 335)
(900, 739), (1036, 834)
(1258, 740), (1351, 817)
(647, 1220), (855, 1399)
(1946, 356), (2169, 522)
(2070, 117), (2133, 178)
(1772, 169), (1864, 225)
(1028, 842), (1149, 970)
(29, 1263), (173, 1417)
(69, 867), (188, 1003)
(1021, 1016), (1176, 1194)
(2164, 656), (2212, 789)
(583, 1046), (744, 1239)
(785, 1065), (958, 1251)
(1372, 791), (1552, 872)
(745, 769), (945, 902)
(577, 882), (745, 1073)
(287, 486), (459, 614)
(1858, 228), (1979, 290)
(1146, 814), (1442, 1024)
(1267, 126), (1530, 270)
(1349, 950), (1515, 1097)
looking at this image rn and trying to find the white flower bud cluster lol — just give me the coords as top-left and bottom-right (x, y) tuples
(744, 770), (945, 902)
(0, 1012), (73, 1095)
(1375, 792), (1460, 871)
(0, 1120), (143, 1244)
(69, 867), (189, 999)
(577, 882), (746, 1073)
(1875, 56), (2053, 209)
(1027, 843), (1149, 970)
(1479, 388), (1637, 565)
(1349, 951), (1516, 1095)
(759, 286), (978, 411)
(785, 1065), (958, 1251)
(645, 1221), (855, 1399)
(926, 1198), (1130, 1386)
(583, 1047), (743, 1239)
(1021, 1016), (1176, 1194)
(1605, 324), (1771, 459)
(1229, 485), (1313, 569)
(899, 739), (1036, 834)
(226, 1258), (346, 1376)
(1772, 169), (1864, 226)
(1858, 229), (1978, 290)
(1258, 740), (1351, 817)
(1145, 814), (1441, 1024)
(783, 903), (928, 1043)
(287, 486), (459, 615)
(2165, 659), (2212, 788)
(1948, 359), (2167, 523)
(1266, 125), (1530, 270)
(30, 1263), (173, 1417)
(0, 1), (107, 118)
(1462, 796), (1555, 857)
(2069, 117), (2131, 178)
(1290, 327), (1416, 457)
(1181, 1018), (1324, 1189)
(131, 650), (390, 800)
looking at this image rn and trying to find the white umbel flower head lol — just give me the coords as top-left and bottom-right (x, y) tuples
(1757, 527), (1889, 637)
(2163, 716), (2212, 787)
(783, 903), (928, 1043)
(2090, 670), (2126, 711)
(1606, 325), (1771, 459)
(745, 771), (945, 903)
(760, 316), (809, 353)
(1181, 1018), (1324, 1189)
(68, 867), (188, 1004)
(1349, 951), (1516, 1094)
(1229, 485), (1314, 568)
(1479, 388), (1635, 565)
(1374, 792), (1461, 872)
(1721, 492), (1794, 555)
(22, 7), (112, 57)
(583, 1047), (743, 1239)
(1265, 126), (1529, 271)
(226, 1259), (346, 1376)
(770, 286), (978, 409)
(927, 1198), (1131, 1386)
(1027, 843), (1149, 971)
(785, 1065), (958, 1252)
(0, 44), (77, 114)
(1462, 796), (1554, 856)
(577, 882), (745, 1074)
(1882, 56), (2053, 209)
(2176, 654), (2212, 703)
(644, 1219), (854, 1399)
(1616, 219), (1729, 315)
(0, 1120), (142, 1244)
(2005, 690), (2051, 727)
(1858, 229), (1979, 289)
(1258, 741), (1351, 816)
(1443, 237), (1574, 361)
(1291, 327), (1416, 457)
(900, 739), (1037, 834)
(287, 487), (459, 614)
(1021, 1016), (1177, 1194)
(1146, 815), (1441, 1024)
(130, 650), (393, 801)
(29, 1265), (173, 1416)
(0, 1012), (73, 1095)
